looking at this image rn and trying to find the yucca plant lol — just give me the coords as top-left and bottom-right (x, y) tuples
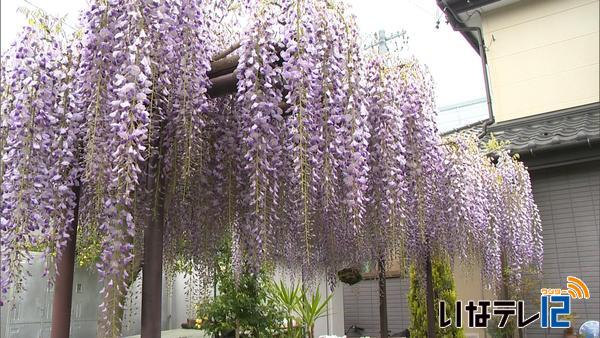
(268, 281), (333, 338)
(270, 281), (302, 337)
(297, 288), (333, 338)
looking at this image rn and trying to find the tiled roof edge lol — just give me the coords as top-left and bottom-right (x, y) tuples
(488, 102), (599, 131)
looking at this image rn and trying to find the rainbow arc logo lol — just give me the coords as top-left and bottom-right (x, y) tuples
(564, 276), (590, 300)
(540, 276), (591, 329)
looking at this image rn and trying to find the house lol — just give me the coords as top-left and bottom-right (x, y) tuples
(441, 0), (599, 337)
(343, 0), (599, 337)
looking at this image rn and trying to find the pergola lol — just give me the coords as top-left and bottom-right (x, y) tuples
(50, 44), (244, 338)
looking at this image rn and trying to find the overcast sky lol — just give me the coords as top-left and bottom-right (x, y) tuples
(0, 0), (486, 107)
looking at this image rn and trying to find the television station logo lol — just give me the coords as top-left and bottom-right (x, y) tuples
(439, 276), (591, 329)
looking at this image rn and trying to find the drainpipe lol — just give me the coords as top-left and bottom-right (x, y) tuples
(439, 1), (495, 138)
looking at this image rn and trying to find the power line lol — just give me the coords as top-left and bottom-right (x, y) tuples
(407, 0), (436, 18)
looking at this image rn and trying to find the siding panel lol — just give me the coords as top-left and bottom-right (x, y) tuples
(524, 160), (600, 338)
(343, 278), (410, 337)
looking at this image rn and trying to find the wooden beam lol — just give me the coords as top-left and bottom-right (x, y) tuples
(208, 55), (239, 79)
(211, 42), (241, 62)
(207, 44), (285, 98)
(207, 71), (238, 98)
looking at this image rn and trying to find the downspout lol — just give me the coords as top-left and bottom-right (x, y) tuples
(439, 1), (495, 138)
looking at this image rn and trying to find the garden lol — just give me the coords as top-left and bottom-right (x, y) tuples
(0, 0), (543, 337)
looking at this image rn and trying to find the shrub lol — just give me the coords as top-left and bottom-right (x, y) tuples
(408, 256), (465, 338)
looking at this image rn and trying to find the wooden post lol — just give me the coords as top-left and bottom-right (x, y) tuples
(378, 257), (389, 338)
(141, 126), (167, 337)
(140, 211), (164, 338)
(425, 255), (437, 338)
(50, 186), (81, 338)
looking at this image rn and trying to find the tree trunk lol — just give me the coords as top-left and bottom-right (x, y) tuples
(501, 253), (515, 338)
(50, 186), (81, 338)
(94, 234), (142, 338)
(425, 255), (437, 338)
(378, 257), (389, 338)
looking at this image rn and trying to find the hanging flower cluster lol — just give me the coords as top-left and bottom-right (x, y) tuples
(75, 0), (155, 330)
(442, 134), (492, 262)
(389, 59), (543, 288)
(363, 56), (407, 262)
(0, 0), (544, 323)
(1, 27), (80, 302)
(233, 0), (372, 282)
(489, 150), (543, 285)
(442, 133), (543, 288)
(396, 61), (452, 265)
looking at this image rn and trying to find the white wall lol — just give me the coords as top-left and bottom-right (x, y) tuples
(0, 255), (348, 338)
(0, 255), (192, 338)
(481, 0), (599, 122)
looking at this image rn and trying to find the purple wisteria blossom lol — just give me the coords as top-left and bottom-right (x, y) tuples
(364, 56), (407, 262)
(1, 26), (79, 304)
(0, 0), (543, 321)
(233, 0), (372, 282)
(76, 0), (152, 332)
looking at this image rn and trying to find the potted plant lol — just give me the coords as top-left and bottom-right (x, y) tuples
(337, 267), (362, 285)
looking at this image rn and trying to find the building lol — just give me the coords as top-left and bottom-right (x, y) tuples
(343, 1), (599, 337)
(441, 0), (599, 337)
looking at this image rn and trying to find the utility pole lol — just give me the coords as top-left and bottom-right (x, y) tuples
(365, 29), (409, 54)
(371, 29), (409, 338)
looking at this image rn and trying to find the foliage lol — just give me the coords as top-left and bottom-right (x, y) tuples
(268, 280), (333, 338)
(408, 256), (465, 338)
(296, 288), (333, 338)
(196, 240), (285, 338)
(269, 280), (302, 336)
(16, 6), (68, 36)
(484, 133), (510, 154)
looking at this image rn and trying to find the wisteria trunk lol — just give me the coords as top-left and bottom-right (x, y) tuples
(96, 287), (126, 338)
(500, 254), (517, 338)
(378, 257), (388, 338)
(425, 255), (437, 338)
(50, 187), (81, 338)
(96, 264), (141, 338)
(501, 253), (510, 300)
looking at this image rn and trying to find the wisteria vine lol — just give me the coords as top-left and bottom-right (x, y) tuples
(1, 0), (543, 333)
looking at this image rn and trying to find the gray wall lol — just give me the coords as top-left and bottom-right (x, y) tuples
(523, 160), (600, 337)
(343, 277), (411, 337)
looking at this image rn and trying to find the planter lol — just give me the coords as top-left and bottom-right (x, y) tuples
(181, 318), (199, 329)
(338, 267), (362, 285)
